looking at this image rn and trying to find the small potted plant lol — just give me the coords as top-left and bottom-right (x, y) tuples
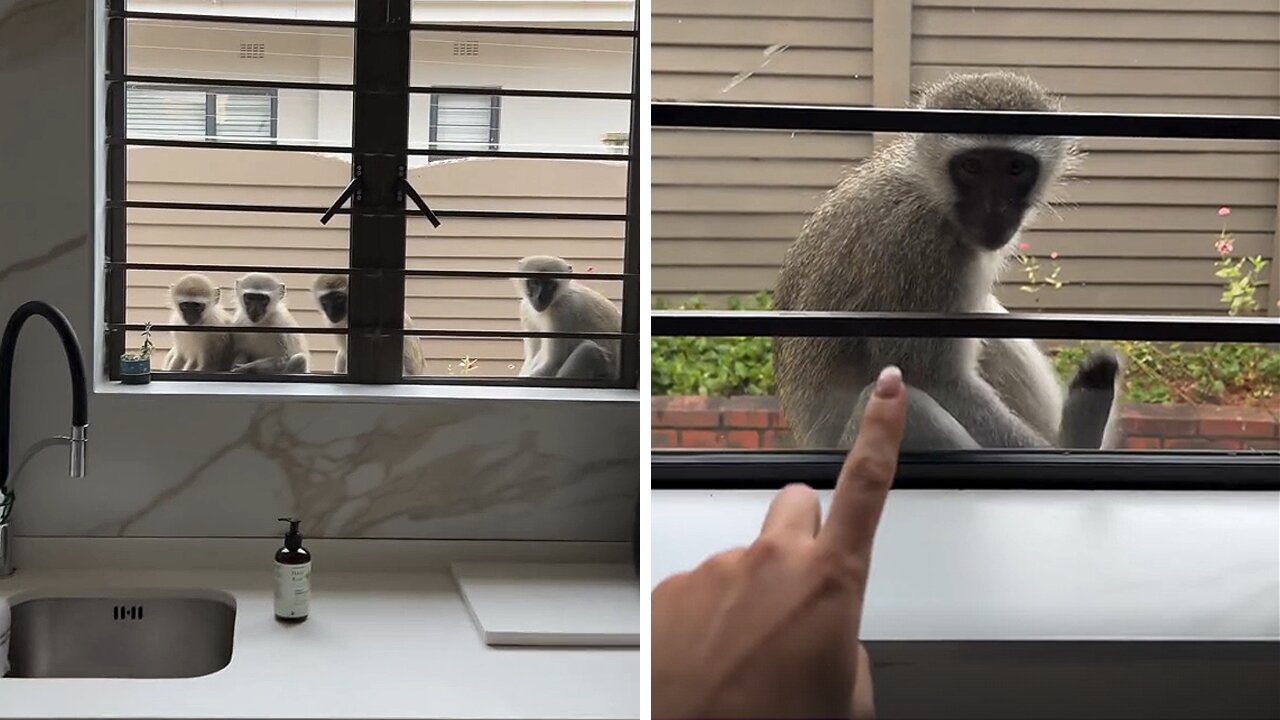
(120, 322), (154, 385)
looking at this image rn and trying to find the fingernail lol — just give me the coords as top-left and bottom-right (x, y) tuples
(874, 365), (903, 398)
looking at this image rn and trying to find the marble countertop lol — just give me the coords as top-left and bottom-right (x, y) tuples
(0, 538), (639, 720)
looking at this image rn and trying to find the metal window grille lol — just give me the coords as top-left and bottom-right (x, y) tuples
(651, 102), (1280, 491)
(104, 0), (640, 390)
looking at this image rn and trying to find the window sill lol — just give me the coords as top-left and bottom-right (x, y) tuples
(94, 378), (640, 404)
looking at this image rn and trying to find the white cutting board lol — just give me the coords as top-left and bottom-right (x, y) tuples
(450, 562), (640, 647)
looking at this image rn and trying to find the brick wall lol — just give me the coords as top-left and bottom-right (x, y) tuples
(652, 396), (1280, 452)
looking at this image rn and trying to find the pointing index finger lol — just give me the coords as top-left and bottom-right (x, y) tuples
(819, 366), (907, 566)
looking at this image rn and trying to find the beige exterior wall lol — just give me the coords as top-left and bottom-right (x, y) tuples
(652, 0), (1280, 316)
(126, 151), (626, 375)
(126, 20), (632, 162)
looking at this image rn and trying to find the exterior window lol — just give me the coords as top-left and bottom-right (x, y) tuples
(127, 85), (277, 142)
(430, 93), (500, 154)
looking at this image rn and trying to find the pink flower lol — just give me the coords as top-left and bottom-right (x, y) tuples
(1215, 238), (1234, 257)
(1218, 207), (1231, 217)
(1017, 242), (1030, 252)
(1049, 251), (1059, 260)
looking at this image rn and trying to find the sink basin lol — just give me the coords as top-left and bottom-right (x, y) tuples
(7, 591), (235, 678)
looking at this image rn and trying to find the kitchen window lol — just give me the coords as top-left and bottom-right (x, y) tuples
(104, 0), (639, 389)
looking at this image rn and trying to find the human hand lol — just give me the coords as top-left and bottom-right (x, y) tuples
(652, 366), (907, 719)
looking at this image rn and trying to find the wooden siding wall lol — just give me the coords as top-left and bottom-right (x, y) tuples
(125, 150), (627, 374)
(652, 0), (1280, 317)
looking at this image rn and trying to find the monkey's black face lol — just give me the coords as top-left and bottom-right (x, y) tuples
(320, 291), (348, 324)
(948, 147), (1041, 252)
(524, 278), (561, 313)
(241, 292), (271, 323)
(177, 301), (206, 325)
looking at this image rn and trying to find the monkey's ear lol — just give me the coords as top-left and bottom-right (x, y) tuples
(213, 287), (222, 303)
(278, 284), (287, 301)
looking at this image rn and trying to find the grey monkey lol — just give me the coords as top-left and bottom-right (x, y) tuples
(774, 71), (1121, 452)
(311, 274), (426, 375)
(515, 255), (621, 380)
(229, 272), (311, 375)
(163, 273), (235, 372)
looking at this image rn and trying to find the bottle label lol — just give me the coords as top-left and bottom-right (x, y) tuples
(274, 560), (311, 618)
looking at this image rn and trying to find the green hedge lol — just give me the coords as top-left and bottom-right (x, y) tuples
(651, 294), (1280, 406)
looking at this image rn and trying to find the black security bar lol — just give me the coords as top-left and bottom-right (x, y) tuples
(113, 262), (631, 281)
(113, 10), (639, 38)
(113, 9), (359, 28)
(408, 86), (632, 101)
(114, 75), (354, 94)
(651, 311), (1280, 344)
(131, 370), (626, 389)
(408, 22), (636, 37)
(115, 76), (633, 102)
(652, 102), (1280, 141)
(110, 201), (625, 222)
(110, 324), (630, 341)
(651, 452), (1280, 492)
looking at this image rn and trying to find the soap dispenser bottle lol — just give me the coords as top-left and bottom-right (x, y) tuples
(274, 517), (311, 623)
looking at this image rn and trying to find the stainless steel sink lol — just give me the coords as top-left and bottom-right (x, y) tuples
(7, 591), (235, 678)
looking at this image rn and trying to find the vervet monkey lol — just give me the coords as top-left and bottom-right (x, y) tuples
(162, 273), (234, 372)
(774, 71), (1121, 451)
(514, 255), (620, 379)
(230, 272), (310, 375)
(310, 274), (426, 375)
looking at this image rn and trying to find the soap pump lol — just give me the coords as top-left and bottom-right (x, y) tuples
(273, 517), (311, 623)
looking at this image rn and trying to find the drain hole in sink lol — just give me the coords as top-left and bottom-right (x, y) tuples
(113, 605), (144, 621)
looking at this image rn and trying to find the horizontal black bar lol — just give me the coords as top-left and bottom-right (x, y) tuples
(112, 324), (631, 341)
(403, 329), (635, 340)
(652, 451), (1280, 491)
(117, 74), (355, 94)
(113, 324), (346, 335)
(406, 147), (626, 161)
(115, 9), (358, 29)
(116, 137), (355, 154)
(114, 11), (637, 39)
(652, 102), (1280, 141)
(408, 85), (632, 101)
(113, 200), (625, 222)
(409, 22), (635, 37)
(651, 311), (1280, 344)
(143, 370), (631, 390)
(398, 375), (633, 390)
(115, 262), (632, 281)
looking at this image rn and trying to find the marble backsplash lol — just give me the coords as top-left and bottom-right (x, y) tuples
(0, 0), (640, 540)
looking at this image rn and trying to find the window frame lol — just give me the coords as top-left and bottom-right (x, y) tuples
(650, 101), (1280, 492)
(427, 89), (501, 160)
(125, 83), (280, 143)
(103, 0), (640, 392)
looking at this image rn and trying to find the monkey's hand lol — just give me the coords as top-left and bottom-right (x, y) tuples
(1060, 348), (1120, 449)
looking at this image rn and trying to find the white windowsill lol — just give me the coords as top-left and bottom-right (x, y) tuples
(93, 378), (640, 404)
